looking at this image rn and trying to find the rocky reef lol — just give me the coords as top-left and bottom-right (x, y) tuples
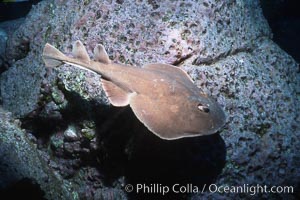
(0, 108), (75, 199)
(0, 0), (299, 199)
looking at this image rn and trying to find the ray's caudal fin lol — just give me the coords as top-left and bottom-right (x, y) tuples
(42, 43), (67, 68)
(42, 40), (226, 140)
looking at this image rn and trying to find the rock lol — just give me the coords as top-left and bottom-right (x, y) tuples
(0, 108), (77, 200)
(0, 18), (24, 59)
(0, 28), (8, 57)
(94, 187), (127, 200)
(0, 29), (6, 72)
(0, 53), (45, 117)
(64, 124), (79, 142)
(0, 0), (299, 199)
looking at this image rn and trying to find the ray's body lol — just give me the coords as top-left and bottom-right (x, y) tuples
(42, 41), (226, 140)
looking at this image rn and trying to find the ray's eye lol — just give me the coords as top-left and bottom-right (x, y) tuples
(197, 103), (210, 113)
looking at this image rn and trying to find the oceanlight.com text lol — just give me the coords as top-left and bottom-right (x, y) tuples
(124, 183), (294, 196)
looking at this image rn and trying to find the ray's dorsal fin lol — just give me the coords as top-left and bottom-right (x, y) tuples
(43, 43), (67, 68)
(101, 79), (133, 106)
(94, 44), (111, 64)
(72, 40), (90, 64)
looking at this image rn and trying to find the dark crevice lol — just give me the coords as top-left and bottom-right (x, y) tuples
(0, 178), (46, 200)
(126, 132), (226, 200)
(193, 45), (254, 66)
(172, 52), (194, 66)
(260, 0), (300, 63)
(0, 55), (10, 74)
(192, 35), (270, 66)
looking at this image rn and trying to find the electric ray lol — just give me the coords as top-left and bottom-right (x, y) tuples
(42, 40), (226, 140)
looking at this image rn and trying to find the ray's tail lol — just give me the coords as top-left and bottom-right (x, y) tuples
(42, 40), (111, 73)
(42, 43), (68, 68)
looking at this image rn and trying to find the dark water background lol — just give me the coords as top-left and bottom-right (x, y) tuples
(260, 0), (300, 63)
(0, 0), (41, 22)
